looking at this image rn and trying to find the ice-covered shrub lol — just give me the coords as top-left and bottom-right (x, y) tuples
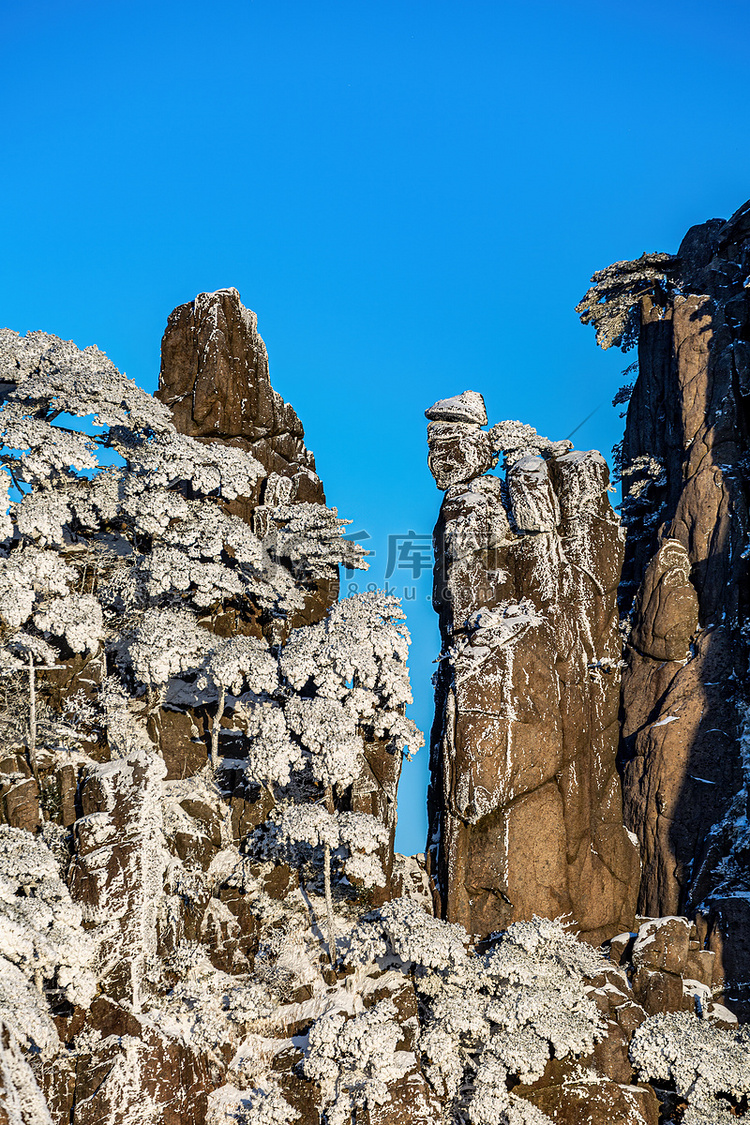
(417, 916), (604, 1123)
(629, 1010), (750, 1124)
(208, 1083), (299, 1125)
(0, 827), (97, 1008)
(345, 896), (468, 971)
(303, 999), (408, 1125)
(260, 501), (368, 582)
(576, 252), (676, 351)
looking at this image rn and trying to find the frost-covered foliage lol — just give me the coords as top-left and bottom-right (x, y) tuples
(142, 501), (303, 613)
(284, 696), (364, 789)
(629, 1011), (750, 1123)
(692, 702), (750, 909)
(277, 806), (389, 886)
(259, 502), (368, 581)
(342, 907), (600, 1124)
(618, 455), (667, 527)
(124, 430), (264, 501)
(576, 252), (676, 351)
(147, 947), (278, 1062)
(207, 636), (279, 697)
(126, 607), (211, 689)
(414, 916), (604, 1125)
(33, 593), (103, 655)
(282, 592), (423, 760)
(0, 827), (97, 1010)
(303, 999), (408, 1125)
(208, 1083), (299, 1125)
(346, 896), (468, 970)
(0, 329), (369, 759)
(487, 421), (570, 467)
(0, 548), (75, 631)
(612, 381), (635, 416)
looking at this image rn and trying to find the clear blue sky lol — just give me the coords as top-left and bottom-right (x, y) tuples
(3, 0), (750, 853)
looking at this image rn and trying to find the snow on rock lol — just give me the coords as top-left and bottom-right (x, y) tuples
(631, 916), (691, 975)
(426, 422), (496, 490)
(391, 853), (434, 915)
(506, 455), (560, 532)
(425, 391), (488, 426)
(487, 420), (571, 465)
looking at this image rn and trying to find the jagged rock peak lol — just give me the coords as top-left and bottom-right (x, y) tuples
(157, 287), (324, 506)
(425, 389), (488, 425)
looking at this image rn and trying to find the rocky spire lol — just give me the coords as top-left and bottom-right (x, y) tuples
(585, 199), (750, 1017)
(156, 289), (402, 900)
(156, 287), (325, 514)
(425, 392), (639, 944)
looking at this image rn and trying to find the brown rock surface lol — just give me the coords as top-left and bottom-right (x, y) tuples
(514, 1060), (660, 1125)
(157, 287), (324, 509)
(426, 396), (639, 943)
(631, 916), (691, 975)
(587, 201), (750, 1017)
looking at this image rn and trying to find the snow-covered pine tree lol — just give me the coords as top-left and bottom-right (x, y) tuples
(234, 591), (424, 964)
(0, 329), (370, 773)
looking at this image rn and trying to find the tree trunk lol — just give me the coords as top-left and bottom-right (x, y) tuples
(27, 655), (37, 777)
(323, 842), (337, 966)
(324, 783), (337, 965)
(211, 685), (226, 769)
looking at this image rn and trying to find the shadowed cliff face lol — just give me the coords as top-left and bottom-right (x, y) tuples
(585, 200), (750, 1017)
(425, 396), (639, 945)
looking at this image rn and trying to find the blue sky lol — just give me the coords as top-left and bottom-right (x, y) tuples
(3, 0), (750, 852)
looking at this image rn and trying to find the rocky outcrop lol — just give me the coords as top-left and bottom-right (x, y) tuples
(425, 393), (639, 945)
(155, 289), (402, 898)
(157, 287), (324, 511)
(580, 199), (750, 1017)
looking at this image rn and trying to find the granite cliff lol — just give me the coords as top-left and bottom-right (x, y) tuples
(577, 197), (750, 1019)
(425, 395), (640, 946)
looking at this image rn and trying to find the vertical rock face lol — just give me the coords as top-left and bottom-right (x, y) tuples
(426, 395), (639, 944)
(69, 751), (166, 1009)
(594, 202), (750, 1014)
